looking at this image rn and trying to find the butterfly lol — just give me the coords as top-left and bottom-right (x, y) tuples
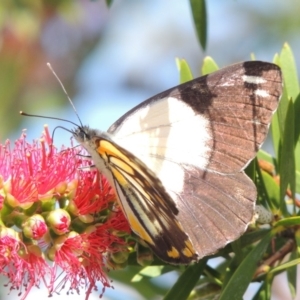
(73, 61), (282, 264)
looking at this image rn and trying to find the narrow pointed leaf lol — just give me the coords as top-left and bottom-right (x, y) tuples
(219, 231), (272, 300)
(275, 216), (300, 227)
(106, 0), (113, 7)
(271, 108), (281, 160)
(270, 257), (300, 274)
(164, 260), (207, 300)
(258, 169), (280, 210)
(279, 99), (295, 215)
(294, 93), (300, 147)
(279, 43), (300, 179)
(270, 53), (282, 158)
(202, 56), (219, 75)
(176, 58), (193, 83)
(189, 0), (207, 50)
(287, 250), (297, 298)
(280, 43), (299, 102)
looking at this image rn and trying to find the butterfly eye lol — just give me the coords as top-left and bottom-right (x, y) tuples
(74, 126), (93, 144)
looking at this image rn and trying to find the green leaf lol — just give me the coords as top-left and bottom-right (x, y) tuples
(275, 81), (289, 143)
(272, 47), (293, 159)
(257, 168), (280, 210)
(270, 257), (300, 274)
(294, 93), (300, 147)
(240, 229), (271, 246)
(279, 43), (300, 181)
(273, 53), (280, 65)
(245, 158), (256, 182)
(132, 266), (165, 282)
(270, 107), (281, 160)
(201, 56), (219, 75)
(275, 216), (300, 227)
(176, 58), (193, 83)
(131, 265), (174, 282)
(287, 250), (297, 298)
(295, 228), (300, 248)
(163, 260), (207, 300)
(189, 0), (207, 50)
(230, 238), (243, 264)
(106, 0), (113, 7)
(279, 99), (295, 215)
(296, 170), (300, 194)
(219, 231), (273, 300)
(280, 43), (299, 102)
(272, 55), (295, 215)
(293, 94), (300, 191)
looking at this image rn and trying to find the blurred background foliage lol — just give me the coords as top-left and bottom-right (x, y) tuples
(0, 1), (300, 300)
(0, 0), (108, 140)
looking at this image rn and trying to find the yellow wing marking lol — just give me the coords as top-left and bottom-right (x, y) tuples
(126, 205), (155, 245)
(183, 240), (196, 258)
(167, 247), (180, 259)
(95, 138), (198, 264)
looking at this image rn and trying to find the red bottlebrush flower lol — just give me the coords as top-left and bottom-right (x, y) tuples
(0, 126), (131, 300)
(0, 228), (51, 300)
(72, 170), (116, 216)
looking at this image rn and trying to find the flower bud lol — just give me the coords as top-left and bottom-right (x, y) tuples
(23, 214), (48, 239)
(47, 209), (71, 235)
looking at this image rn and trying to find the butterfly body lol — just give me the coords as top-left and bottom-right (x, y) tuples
(74, 61), (282, 264)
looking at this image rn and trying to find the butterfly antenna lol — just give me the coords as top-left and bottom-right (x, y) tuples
(47, 62), (84, 128)
(20, 111), (81, 128)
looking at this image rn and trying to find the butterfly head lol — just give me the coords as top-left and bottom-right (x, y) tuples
(72, 125), (100, 141)
(73, 125), (91, 143)
(72, 125), (109, 153)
